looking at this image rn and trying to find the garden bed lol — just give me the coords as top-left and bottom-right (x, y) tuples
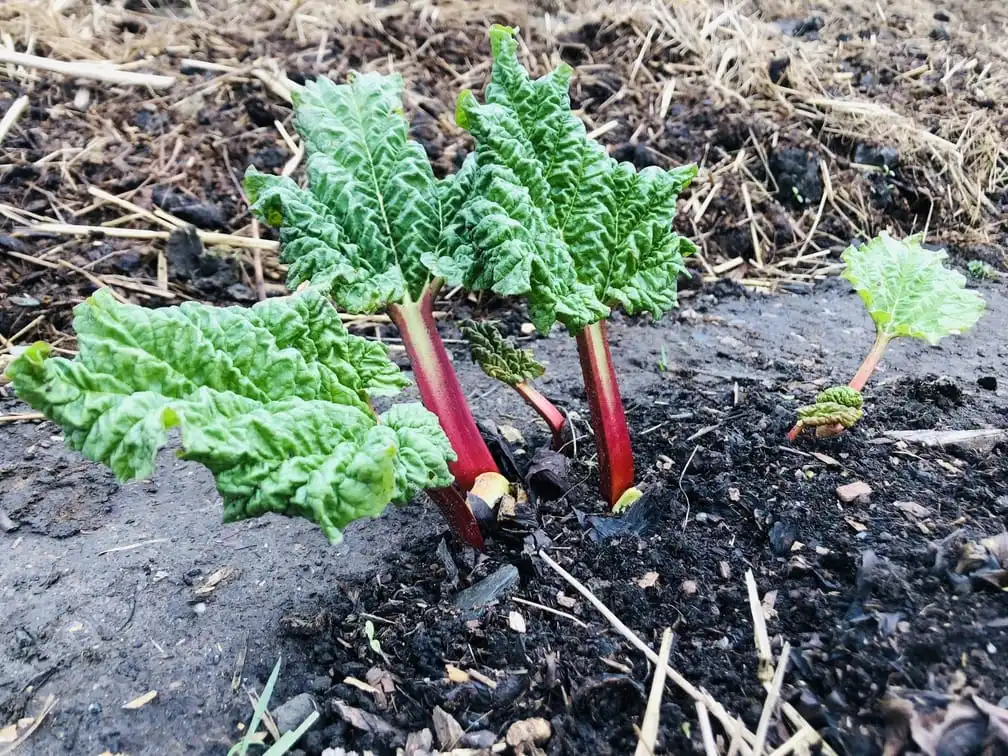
(1, 1), (1006, 754)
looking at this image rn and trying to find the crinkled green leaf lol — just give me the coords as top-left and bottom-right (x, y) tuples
(441, 25), (697, 332)
(246, 72), (471, 310)
(459, 320), (544, 386)
(842, 232), (985, 344)
(4, 289), (454, 543)
(796, 386), (865, 430)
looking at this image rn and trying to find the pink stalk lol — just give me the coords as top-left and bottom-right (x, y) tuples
(514, 381), (567, 452)
(388, 284), (500, 548)
(575, 319), (634, 508)
(847, 332), (891, 392)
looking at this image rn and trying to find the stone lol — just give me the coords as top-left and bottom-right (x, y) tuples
(836, 481), (872, 504)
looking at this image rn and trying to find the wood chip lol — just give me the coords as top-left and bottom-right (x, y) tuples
(893, 501), (929, 519)
(637, 571), (660, 589)
(122, 690), (157, 709)
(884, 428), (1008, 453)
(505, 717), (551, 747)
(445, 664), (470, 684)
(432, 706), (464, 750)
(508, 610), (527, 634)
(555, 592), (577, 609)
(836, 480), (872, 503)
(845, 517), (868, 533)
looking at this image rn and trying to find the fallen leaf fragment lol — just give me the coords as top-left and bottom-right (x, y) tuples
(881, 687), (1008, 756)
(0, 723), (18, 744)
(335, 700), (401, 737)
(637, 571), (659, 589)
(432, 706), (465, 750)
(445, 664), (470, 684)
(555, 592), (577, 609)
(506, 717), (552, 747)
(893, 500), (929, 519)
(508, 610), (527, 633)
(845, 517), (868, 533)
(837, 480), (872, 503)
(192, 566), (238, 599)
(123, 690), (157, 709)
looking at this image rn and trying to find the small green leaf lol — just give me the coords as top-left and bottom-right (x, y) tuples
(5, 289), (453, 543)
(459, 320), (544, 386)
(796, 386), (864, 430)
(842, 232), (985, 345)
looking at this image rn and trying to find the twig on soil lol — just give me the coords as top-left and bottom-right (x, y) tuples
(97, 538), (169, 556)
(745, 570), (774, 681)
(0, 94), (29, 145)
(679, 444), (700, 531)
(537, 550), (759, 756)
(745, 571), (838, 756)
(0, 50), (175, 89)
(0, 412), (46, 424)
(768, 726), (818, 756)
(751, 642), (791, 756)
(511, 596), (588, 629)
(23, 222), (278, 250)
(634, 627), (673, 756)
(0, 694), (58, 756)
(696, 702), (720, 756)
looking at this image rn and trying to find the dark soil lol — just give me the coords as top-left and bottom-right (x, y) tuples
(2, 280), (1006, 755)
(2, 1), (1007, 753)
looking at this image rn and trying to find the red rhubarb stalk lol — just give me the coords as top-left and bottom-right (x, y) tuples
(388, 285), (499, 490)
(514, 381), (567, 451)
(389, 284), (500, 548)
(576, 319), (634, 508)
(847, 332), (891, 392)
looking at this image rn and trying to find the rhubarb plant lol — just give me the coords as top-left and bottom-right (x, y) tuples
(788, 232), (985, 440)
(460, 320), (567, 450)
(5, 289), (454, 542)
(431, 25), (698, 509)
(244, 72), (506, 547)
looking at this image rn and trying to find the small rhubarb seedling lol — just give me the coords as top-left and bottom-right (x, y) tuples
(431, 26), (697, 509)
(460, 320), (567, 451)
(244, 72), (506, 547)
(789, 232), (985, 440)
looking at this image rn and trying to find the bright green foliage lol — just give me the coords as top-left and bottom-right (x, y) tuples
(967, 259), (997, 281)
(431, 25), (697, 333)
(460, 320), (544, 386)
(842, 232), (985, 344)
(796, 386), (865, 430)
(4, 289), (454, 542)
(245, 72), (472, 311)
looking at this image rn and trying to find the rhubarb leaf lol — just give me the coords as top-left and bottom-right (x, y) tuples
(4, 289), (454, 542)
(842, 232), (986, 344)
(443, 25), (697, 332)
(459, 320), (544, 386)
(246, 72), (471, 311)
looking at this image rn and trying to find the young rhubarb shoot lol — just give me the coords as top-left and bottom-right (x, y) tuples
(4, 288), (454, 542)
(244, 72), (503, 547)
(429, 26), (697, 508)
(460, 320), (568, 450)
(788, 232), (985, 440)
